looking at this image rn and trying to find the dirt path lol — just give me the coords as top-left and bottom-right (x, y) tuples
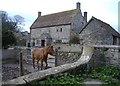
(2, 61), (30, 81)
(2, 55), (55, 81)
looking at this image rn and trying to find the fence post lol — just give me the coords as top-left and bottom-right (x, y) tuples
(19, 49), (24, 76)
(86, 62), (90, 73)
(55, 49), (58, 67)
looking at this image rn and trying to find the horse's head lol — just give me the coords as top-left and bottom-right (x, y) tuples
(47, 45), (55, 56)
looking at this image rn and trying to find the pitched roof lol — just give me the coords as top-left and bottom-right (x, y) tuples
(80, 16), (120, 37)
(30, 9), (78, 29)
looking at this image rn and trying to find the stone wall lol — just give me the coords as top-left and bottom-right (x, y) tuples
(2, 48), (19, 61)
(56, 52), (81, 66)
(55, 44), (120, 68)
(54, 44), (82, 52)
(54, 44), (82, 66)
(89, 47), (120, 68)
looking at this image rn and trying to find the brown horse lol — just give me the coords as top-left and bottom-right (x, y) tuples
(32, 45), (55, 70)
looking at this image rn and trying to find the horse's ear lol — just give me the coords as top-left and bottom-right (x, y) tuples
(50, 45), (53, 48)
(48, 45), (53, 49)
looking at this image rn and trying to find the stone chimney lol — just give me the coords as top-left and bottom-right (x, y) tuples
(38, 12), (41, 17)
(76, 2), (80, 10)
(84, 12), (87, 23)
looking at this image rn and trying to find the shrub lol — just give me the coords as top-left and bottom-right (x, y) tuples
(69, 35), (80, 44)
(89, 66), (120, 84)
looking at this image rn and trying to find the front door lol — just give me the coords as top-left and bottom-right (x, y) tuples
(41, 40), (45, 47)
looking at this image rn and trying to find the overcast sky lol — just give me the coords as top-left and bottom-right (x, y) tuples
(0, 0), (119, 32)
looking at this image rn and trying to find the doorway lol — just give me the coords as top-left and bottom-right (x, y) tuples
(41, 40), (45, 47)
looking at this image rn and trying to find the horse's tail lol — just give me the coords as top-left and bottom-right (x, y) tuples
(32, 50), (35, 69)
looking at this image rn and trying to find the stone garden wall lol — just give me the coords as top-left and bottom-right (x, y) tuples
(55, 44), (120, 68)
(1, 48), (20, 62)
(54, 44), (82, 66)
(91, 47), (120, 68)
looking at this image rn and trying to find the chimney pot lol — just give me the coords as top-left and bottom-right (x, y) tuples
(84, 12), (87, 23)
(76, 2), (81, 10)
(38, 12), (41, 17)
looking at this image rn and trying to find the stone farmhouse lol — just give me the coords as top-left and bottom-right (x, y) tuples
(30, 2), (87, 47)
(79, 17), (120, 45)
(30, 2), (120, 47)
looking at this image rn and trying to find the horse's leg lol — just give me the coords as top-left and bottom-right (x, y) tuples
(32, 56), (35, 69)
(41, 60), (43, 70)
(44, 58), (48, 69)
(37, 60), (39, 70)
